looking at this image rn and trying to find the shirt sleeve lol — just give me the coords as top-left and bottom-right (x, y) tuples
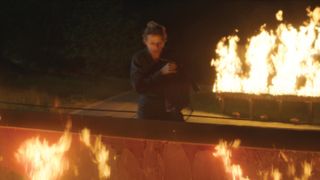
(130, 55), (163, 93)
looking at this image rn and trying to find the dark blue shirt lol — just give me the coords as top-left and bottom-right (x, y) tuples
(130, 49), (169, 120)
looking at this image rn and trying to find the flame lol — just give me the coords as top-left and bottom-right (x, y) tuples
(271, 168), (282, 180)
(213, 140), (313, 180)
(269, 162), (312, 180)
(80, 128), (111, 179)
(212, 7), (320, 97)
(298, 161), (312, 180)
(213, 139), (249, 180)
(281, 150), (313, 180)
(15, 122), (72, 180)
(276, 10), (283, 22)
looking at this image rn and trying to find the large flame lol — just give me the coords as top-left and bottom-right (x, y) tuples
(15, 122), (72, 180)
(212, 7), (320, 97)
(80, 128), (111, 179)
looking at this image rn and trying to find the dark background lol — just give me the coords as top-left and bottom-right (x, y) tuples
(1, 0), (319, 83)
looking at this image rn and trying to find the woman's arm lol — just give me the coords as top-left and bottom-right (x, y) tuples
(130, 56), (163, 93)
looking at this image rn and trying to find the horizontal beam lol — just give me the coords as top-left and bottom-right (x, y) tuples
(0, 109), (320, 151)
(216, 92), (320, 102)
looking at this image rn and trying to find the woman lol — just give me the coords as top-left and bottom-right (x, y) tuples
(130, 21), (185, 121)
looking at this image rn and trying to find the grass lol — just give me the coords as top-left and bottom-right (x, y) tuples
(0, 73), (131, 111)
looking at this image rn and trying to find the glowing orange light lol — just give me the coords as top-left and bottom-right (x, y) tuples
(212, 7), (320, 97)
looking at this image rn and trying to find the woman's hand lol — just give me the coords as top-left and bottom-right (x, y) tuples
(160, 62), (177, 75)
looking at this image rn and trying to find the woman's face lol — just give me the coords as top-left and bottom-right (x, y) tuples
(144, 34), (166, 58)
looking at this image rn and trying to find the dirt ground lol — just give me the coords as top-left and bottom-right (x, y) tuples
(70, 91), (320, 131)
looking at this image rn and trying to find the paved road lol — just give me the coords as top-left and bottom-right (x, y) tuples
(71, 91), (320, 131)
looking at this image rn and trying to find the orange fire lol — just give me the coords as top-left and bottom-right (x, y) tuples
(15, 122), (72, 180)
(80, 128), (111, 179)
(260, 162), (312, 180)
(300, 161), (313, 180)
(213, 139), (249, 180)
(212, 7), (320, 97)
(271, 168), (282, 180)
(213, 140), (313, 180)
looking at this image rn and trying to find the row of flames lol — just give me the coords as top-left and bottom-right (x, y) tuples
(213, 139), (313, 180)
(212, 7), (320, 97)
(13, 122), (313, 180)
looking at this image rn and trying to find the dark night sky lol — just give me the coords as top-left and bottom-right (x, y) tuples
(1, 0), (320, 82)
